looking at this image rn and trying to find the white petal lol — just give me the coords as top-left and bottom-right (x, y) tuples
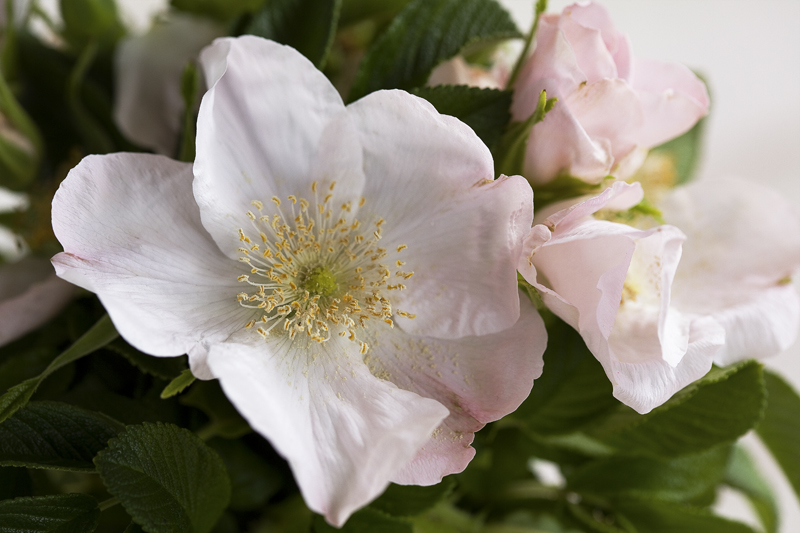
(348, 90), (530, 338)
(362, 293), (546, 485)
(51, 153), (248, 358)
(114, 14), (224, 155)
(194, 36), (356, 257)
(0, 258), (75, 346)
(206, 339), (448, 526)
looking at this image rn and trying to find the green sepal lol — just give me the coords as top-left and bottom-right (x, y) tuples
(348, 0), (521, 102)
(160, 368), (196, 399)
(494, 90), (556, 178)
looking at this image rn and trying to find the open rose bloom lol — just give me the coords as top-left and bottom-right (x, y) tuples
(511, 2), (709, 184)
(51, 37), (546, 524)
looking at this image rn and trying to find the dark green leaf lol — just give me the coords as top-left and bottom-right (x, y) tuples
(313, 508), (412, 533)
(370, 478), (455, 517)
(105, 339), (187, 381)
(0, 348), (57, 395)
(181, 380), (251, 439)
(0, 314), (118, 424)
(60, 0), (125, 49)
(724, 445), (777, 533)
(160, 369), (196, 399)
(0, 493), (99, 532)
(246, 0), (342, 68)
(412, 85), (511, 148)
(94, 422), (230, 533)
(756, 370), (800, 499)
(591, 361), (766, 458)
(348, 0), (520, 101)
(0, 467), (31, 500)
(567, 446), (730, 502)
(616, 499), (757, 533)
(208, 438), (283, 511)
(0, 401), (124, 471)
(512, 319), (618, 435)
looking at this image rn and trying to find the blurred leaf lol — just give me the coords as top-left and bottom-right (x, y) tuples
(105, 339), (187, 381)
(178, 61), (199, 163)
(348, 0), (520, 101)
(172, 0), (264, 21)
(511, 319), (618, 435)
(412, 85), (511, 149)
(591, 361), (766, 458)
(567, 445), (730, 502)
(160, 369), (196, 399)
(67, 41), (114, 154)
(0, 66), (42, 190)
(0, 401), (123, 471)
(0, 467), (31, 500)
(0, 348), (57, 395)
(207, 438), (283, 511)
(338, 0), (410, 27)
(60, 0), (125, 50)
(370, 478), (456, 517)
(649, 114), (705, 185)
(313, 508), (412, 533)
(0, 493), (99, 532)
(250, 494), (312, 533)
(0, 315), (118, 424)
(756, 370), (800, 499)
(94, 422), (231, 533)
(724, 445), (777, 533)
(615, 498), (757, 533)
(246, 0), (342, 68)
(181, 380), (251, 439)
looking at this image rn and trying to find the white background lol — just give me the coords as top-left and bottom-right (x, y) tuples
(498, 1), (800, 531)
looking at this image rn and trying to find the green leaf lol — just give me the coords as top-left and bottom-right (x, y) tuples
(724, 445), (777, 533)
(0, 493), (100, 532)
(649, 113), (706, 185)
(60, 0), (125, 50)
(412, 85), (511, 149)
(0, 314), (118, 424)
(160, 369), (196, 399)
(207, 438), (283, 512)
(615, 499), (757, 533)
(370, 478), (455, 517)
(591, 361), (766, 458)
(756, 370), (800, 499)
(0, 401), (124, 471)
(567, 445), (730, 502)
(94, 422), (231, 533)
(171, 0), (264, 21)
(180, 380), (251, 439)
(105, 339), (187, 381)
(246, 0), (343, 68)
(348, 0), (520, 102)
(511, 319), (619, 435)
(0, 66), (42, 190)
(313, 508), (412, 533)
(494, 90), (557, 178)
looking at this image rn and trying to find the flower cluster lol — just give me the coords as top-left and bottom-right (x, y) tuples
(0, 1), (798, 531)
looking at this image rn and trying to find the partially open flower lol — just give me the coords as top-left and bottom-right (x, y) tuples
(511, 2), (709, 185)
(53, 37), (546, 525)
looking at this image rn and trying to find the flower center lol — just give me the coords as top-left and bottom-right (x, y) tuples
(234, 180), (416, 353)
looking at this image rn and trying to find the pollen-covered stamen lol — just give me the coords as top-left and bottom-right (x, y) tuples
(234, 181), (416, 351)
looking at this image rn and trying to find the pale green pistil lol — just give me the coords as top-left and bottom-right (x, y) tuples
(303, 266), (338, 297)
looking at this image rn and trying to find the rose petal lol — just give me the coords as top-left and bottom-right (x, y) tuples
(194, 37), (358, 257)
(51, 153), (248, 358)
(558, 9), (618, 84)
(362, 293), (546, 485)
(206, 339), (448, 526)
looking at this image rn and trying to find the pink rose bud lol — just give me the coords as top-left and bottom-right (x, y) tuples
(511, 2), (709, 185)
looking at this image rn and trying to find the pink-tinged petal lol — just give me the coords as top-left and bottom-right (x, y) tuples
(607, 315), (724, 413)
(711, 285), (800, 366)
(631, 58), (709, 147)
(347, 90), (530, 338)
(114, 14), (224, 155)
(523, 98), (613, 184)
(362, 293), (546, 485)
(194, 37), (360, 257)
(665, 178), (800, 298)
(565, 78), (643, 164)
(0, 258), (76, 346)
(557, 9), (617, 84)
(206, 339), (448, 526)
(565, 2), (632, 80)
(51, 153), (248, 358)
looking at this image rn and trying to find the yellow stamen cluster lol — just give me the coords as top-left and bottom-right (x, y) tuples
(235, 181), (416, 353)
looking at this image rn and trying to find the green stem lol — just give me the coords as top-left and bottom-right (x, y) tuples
(507, 0), (548, 89)
(98, 496), (120, 511)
